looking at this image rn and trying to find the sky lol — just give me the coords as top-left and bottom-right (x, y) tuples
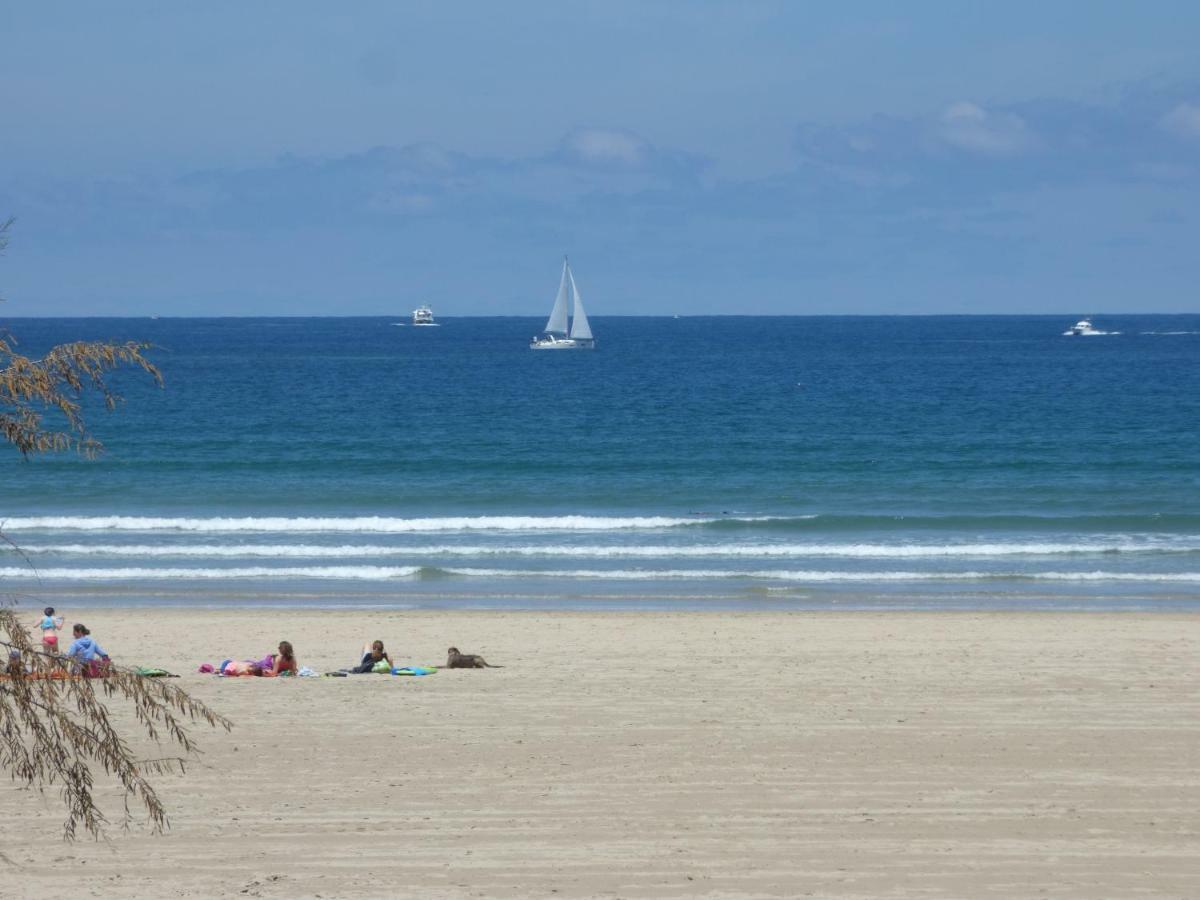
(1, 1), (1199, 316)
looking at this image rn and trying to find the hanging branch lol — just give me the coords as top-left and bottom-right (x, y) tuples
(0, 334), (163, 457)
(1, 217), (230, 838)
(0, 609), (232, 839)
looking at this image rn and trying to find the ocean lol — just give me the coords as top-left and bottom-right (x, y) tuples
(2, 315), (1198, 611)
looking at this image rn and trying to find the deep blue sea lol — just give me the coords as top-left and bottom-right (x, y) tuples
(3, 315), (1198, 610)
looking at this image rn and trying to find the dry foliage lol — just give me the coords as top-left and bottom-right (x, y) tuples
(1, 216), (230, 838)
(0, 219), (163, 457)
(0, 335), (163, 458)
(0, 609), (232, 838)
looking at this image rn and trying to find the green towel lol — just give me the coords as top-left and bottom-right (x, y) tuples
(133, 666), (178, 677)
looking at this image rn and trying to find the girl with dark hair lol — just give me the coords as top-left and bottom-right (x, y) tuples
(350, 639), (393, 673)
(38, 606), (64, 652)
(264, 641), (297, 676)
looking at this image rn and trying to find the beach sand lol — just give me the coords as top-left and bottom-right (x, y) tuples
(4, 609), (1199, 898)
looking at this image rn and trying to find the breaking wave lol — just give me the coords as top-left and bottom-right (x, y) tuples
(0, 566), (427, 580)
(0, 515), (749, 533)
(3, 566), (1198, 583)
(4, 512), (1198, 535)
(20, 540), (1200, 559)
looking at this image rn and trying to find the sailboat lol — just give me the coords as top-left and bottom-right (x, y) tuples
(530, 257), (595, 350)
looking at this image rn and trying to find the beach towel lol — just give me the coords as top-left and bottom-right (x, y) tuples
(321, 665), (438, 677)
(133, 666), (178, 678)
(1, 670), (76, 681)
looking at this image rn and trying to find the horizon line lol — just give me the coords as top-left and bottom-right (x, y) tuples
(4, 312), (1196, 320)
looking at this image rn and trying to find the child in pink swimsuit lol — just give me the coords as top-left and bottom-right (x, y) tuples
(38, 607), (64, 653)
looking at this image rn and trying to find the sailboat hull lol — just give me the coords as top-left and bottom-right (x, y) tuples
(530, 336), (595, 350)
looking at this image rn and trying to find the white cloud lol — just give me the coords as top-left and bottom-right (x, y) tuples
(559, 128), (651, 167)
(936, 101), (1034, 156)
(1160, 102), (1200, 139)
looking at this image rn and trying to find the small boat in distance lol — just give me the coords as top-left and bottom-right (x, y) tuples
(531, 257), (595, 350)
(1063, 318), (1106, 336)
(412, 305), (437, 326)
(1063, 318), (1098, 336)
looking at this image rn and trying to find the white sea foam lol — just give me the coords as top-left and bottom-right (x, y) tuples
(439, 568), (1200, 582)
(3, 565), (1197, 582)
(21, 540), (1198, 559)
(0, 515), (738, 534)
(0, 566), (424, 580)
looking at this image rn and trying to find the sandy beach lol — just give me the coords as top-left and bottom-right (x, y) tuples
(4, 609), (1199, 898)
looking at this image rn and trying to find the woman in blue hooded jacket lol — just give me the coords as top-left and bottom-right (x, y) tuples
(66, 624), (111, 677)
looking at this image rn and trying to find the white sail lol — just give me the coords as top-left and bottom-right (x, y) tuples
(543, 258), (570, 334)
(567, 268), (592, 340)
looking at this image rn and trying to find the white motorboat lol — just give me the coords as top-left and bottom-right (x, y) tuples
(1063, 318), (1102, 336)
(530, 257), (595, 350)
(412, 305), (436, 326)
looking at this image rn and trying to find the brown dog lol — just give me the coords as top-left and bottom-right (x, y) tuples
(446, 647), (502, 668)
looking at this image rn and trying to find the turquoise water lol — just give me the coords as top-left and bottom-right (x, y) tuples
(2, 315), (1198, 610)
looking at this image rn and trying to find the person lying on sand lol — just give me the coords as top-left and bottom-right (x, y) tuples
(349, 639), (394, 673)
(217, 641), (298, 677)
(220, 659), (262, 676)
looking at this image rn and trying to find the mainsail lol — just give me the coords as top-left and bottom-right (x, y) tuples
(567, 268), (592, 340)
(543, 258), (570, 335)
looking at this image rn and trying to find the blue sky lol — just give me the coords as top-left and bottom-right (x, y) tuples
(2, 1), (1198, 315)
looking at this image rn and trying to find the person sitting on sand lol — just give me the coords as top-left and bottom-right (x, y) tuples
(38, 606), (64, 653)
(6, 648), (24, 677)
(349, 639), (394, 674)
(265, 641), (297, 676)
(66, 624), (111, 678)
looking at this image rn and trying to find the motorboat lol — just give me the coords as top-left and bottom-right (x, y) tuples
(412, 305), (436, 326)
(530, 257), (595, 350)
(1063, 318), (1102, 336)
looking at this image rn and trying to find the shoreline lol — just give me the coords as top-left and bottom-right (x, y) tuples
(7, 581), (1200, 613)
(5, 608), (1199, 897)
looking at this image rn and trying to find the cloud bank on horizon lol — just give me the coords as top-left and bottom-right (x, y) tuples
(1, 2), (1198, 316)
